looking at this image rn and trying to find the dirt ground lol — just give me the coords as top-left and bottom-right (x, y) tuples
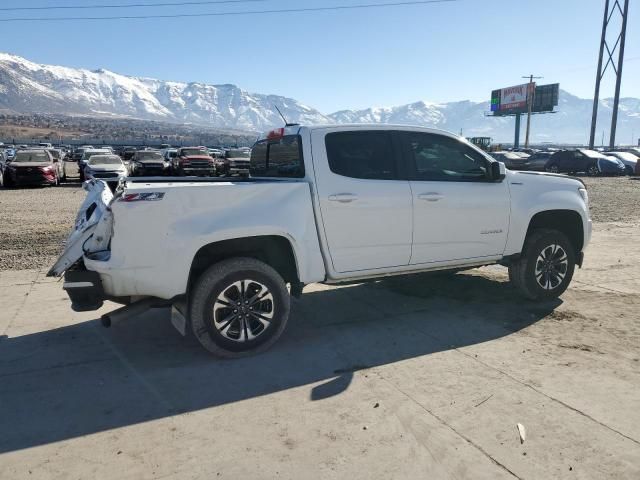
(0, 175), (639, 479)
(1, 175), (639, 271)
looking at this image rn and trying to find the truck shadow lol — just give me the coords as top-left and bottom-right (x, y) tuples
(0, 271), (561, 454)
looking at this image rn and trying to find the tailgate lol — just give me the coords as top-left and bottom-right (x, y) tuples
(47, 180), (114, 277)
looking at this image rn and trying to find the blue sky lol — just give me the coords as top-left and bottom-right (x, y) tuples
(1, 0), (638, 113)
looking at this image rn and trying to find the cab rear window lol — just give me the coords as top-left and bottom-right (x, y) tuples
(250, 135), (304, 178)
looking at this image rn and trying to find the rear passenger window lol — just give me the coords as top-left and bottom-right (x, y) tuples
(250, 135), (304, 178)
(325, 131), (396, 180)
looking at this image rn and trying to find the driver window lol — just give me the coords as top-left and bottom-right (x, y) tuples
(402, 132), (489, 182)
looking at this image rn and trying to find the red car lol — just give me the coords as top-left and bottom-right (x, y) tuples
(172, 147), (216, 177)
(2, 149), (62, 187)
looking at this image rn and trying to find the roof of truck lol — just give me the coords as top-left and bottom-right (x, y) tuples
(261, 124), (460, 141)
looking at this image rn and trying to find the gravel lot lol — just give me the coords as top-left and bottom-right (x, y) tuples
(1, 175), (639, 479)
(0, 175), (638, 271)
(0, 177), (640, 271)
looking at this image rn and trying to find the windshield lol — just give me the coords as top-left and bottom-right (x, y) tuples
(14, 151), (50, 163)
(611, 152), (638, 161)
(88, 155), (122, 166)
(180, 149), (208, 157)
(136, 152), (163, 161)
(82, 150), (110, 159)
(226, 149), (250, 159)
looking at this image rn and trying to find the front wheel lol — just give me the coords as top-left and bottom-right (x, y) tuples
(546, 164), (559, 173)
(509, 229), (576, 301)
(587, 164), (600, 176)
(189, 257), (291, 358)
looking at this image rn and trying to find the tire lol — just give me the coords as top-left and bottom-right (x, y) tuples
(189, 257), (290, 358)
(0, 169), (4, 188)
(587, 164), (600, 176)
(508, 229), (576, 301)
(546, 164), (559, 173)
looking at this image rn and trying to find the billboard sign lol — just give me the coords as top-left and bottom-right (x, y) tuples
(491, 83), (559, 116)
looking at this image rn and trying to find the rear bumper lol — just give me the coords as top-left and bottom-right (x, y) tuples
(63, 270), (105, 312)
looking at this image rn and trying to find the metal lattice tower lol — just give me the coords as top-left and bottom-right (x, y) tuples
(589, 0), (630, 149)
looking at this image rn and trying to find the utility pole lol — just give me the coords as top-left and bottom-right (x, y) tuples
(522, 75), (542, 148)
(589, 0), (630, 149)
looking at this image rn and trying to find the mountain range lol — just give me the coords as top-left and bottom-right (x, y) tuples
(1, 52), (639, 144)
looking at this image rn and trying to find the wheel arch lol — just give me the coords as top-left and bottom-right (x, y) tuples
(187, 235), (301, 295)
(525, 209), (584, 254)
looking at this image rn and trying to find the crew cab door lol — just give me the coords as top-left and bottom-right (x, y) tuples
(398, 132), (510, 265)
(311, 129), (412, 273)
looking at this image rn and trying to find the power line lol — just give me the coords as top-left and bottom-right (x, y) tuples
(0, 0), (458, 22)
(0, 0), (269, 12)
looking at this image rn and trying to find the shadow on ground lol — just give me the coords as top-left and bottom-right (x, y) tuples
(0, 272), (561, 453)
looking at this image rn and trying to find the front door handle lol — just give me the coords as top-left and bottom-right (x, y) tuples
(418, 192), (444, 202)
(328, 193), (358, 203)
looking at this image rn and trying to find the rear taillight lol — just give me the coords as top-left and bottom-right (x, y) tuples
(120, 192), (165, 202)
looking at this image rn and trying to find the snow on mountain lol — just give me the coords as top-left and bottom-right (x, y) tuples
(0, 52), (329, 131)
(1, 52), (639, 144)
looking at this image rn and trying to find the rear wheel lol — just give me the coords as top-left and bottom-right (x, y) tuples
(509, 229), (576, 301)
(189, 257), (290, 358)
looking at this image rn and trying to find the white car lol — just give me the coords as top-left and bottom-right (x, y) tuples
(606, 151), (639, 175)
(83, 154), (128, 183)
(50, 125), (591, 357)
(78, 149), (112, 180)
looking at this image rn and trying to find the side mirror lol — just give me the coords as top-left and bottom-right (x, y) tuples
(491, 161), (506, 182)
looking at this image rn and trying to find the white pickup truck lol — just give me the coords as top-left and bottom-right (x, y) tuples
(49, 125), (591, 357)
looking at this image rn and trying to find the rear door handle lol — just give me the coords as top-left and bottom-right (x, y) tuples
(418, 192), (444, 202)
(328, 193), (358, 203)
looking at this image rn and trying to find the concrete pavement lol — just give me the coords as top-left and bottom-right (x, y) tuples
(1, 224), (639, 479)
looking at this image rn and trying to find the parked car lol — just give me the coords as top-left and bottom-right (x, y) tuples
(172, 147), (216, 177)
(38, 142), (53, 149)
(163, 148), (178, 166)
(546, 149), (626, 176)
(130, 150), (169, 176)
(47, 149), (67, 181)
(79, 149), (112, 181)
(50, 125), (591, 358)
(605, 151), (639, 175)
(0, 150), (7, 187)
(526, 152), (553, 171)
(2, 149), (62, 187)
(490, 151), (531, 171)
(219, 148), (251, 176)
(5, 147), (16, 161)
(83, 154), (128, 187)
